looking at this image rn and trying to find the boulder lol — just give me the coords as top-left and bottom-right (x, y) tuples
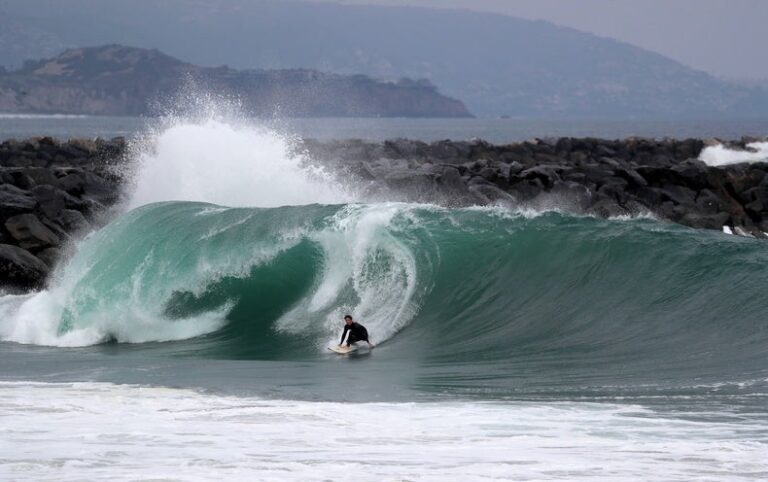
(657, 184), (697, 206)
(0, 184), (37, 218)
(0, 244), (49, 291)
(596, 179), (630, 204)
(0, 169), (35, 189)
(696, 189), (724, 215)
(4, 213), (60, 250)
(30, 185), (69, 219)
(614, 167), (648, 187)
(670, 159), (709, 190)
(589, 197), (628, 218)
(517, 165), (564, 187)
(35, 247), (62, 268)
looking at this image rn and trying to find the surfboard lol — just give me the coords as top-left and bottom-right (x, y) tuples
(328, 345), (359, 355)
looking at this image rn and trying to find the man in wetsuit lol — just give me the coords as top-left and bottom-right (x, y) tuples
(339, 315), (375, 349)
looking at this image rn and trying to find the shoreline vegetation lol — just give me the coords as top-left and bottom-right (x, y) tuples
(1, 134), (767, 291)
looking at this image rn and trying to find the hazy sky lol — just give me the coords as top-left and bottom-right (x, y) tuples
(317, 0), (768, 80)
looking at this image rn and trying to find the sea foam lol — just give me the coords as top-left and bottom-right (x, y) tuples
(2, 381), (766, 482)
(699, 141), (768, 166)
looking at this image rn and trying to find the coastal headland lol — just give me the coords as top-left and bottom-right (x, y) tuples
(1, 134), (767, 291)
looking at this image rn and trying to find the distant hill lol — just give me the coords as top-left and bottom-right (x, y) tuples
(1, 0), (767, 119)
(0, 45), (471, 117)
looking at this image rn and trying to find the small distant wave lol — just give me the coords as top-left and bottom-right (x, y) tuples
(699, 141), (768, 166)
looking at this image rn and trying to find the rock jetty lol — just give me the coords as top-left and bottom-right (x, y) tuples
(2, 135), (768, 292)
(0, 136), (125, 291)
(300, 136), (768, 235)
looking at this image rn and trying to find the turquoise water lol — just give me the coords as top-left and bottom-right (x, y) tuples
(3, 202), (767, 405)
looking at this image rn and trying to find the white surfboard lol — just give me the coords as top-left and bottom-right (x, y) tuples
(328, 345), (359, 355)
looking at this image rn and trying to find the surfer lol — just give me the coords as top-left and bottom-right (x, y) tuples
(339, 315), (375, 349)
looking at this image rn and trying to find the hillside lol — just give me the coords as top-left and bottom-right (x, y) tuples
(1, 0), (767, 118)
(0, 45), (471, 117)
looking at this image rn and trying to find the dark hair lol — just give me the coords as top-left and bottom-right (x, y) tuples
(344, 315), (353, 320)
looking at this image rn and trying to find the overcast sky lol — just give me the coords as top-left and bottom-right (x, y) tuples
(317, 0), (768, 80)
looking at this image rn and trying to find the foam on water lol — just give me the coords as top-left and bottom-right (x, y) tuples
(699, 141), (768, 166)
(1, 381), (766, 482)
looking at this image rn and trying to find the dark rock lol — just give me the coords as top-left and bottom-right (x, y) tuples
(658, 184), (697, 206)
(35, 247), (61, 268)
(745, 199), (764, 217)
(517, 165), (564, 187)
(507, 178), (546, 200)
(589, 197), (628, 218)
(0, 184), (37, 218)
(0, 244), (49, 291)
(504, 161), (525, 178)
(4, 214), (60, 250)
(596, 179), (630, 204)
(614, 167), (648, 187)
(30, 185), (70, 219)
(0, 170), (35, 189)
(696, 189), (724, 215)
(478, 167), (498, 182)
(55, 172), (88, 195)
(581, 166), (617, 187)
(595, 144), (617, 158)
(670, 159), (709, 189)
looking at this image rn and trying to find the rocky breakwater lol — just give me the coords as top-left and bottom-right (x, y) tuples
(0, 136), (125, 292)
(2, 134), (768, 293)
(301, 136), (768, 236)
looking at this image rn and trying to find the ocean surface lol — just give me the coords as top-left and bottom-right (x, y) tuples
(1, 116), (768, 481)
(2, 113), (768, 143)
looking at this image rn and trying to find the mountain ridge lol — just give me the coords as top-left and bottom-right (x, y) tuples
(0, 45), (471, 117)
(1, 0), (767, 118)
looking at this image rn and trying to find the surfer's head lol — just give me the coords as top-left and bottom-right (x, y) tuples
(344, 315), (353, 325)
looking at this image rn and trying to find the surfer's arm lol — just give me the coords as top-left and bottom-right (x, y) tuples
(339, 325), (349, 345)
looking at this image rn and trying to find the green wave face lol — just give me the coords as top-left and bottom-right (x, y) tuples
(19, 202), (768, 379)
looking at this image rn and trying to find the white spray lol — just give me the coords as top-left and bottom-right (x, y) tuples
(699, 141), (768, 166)
(127, 118), (349, 209)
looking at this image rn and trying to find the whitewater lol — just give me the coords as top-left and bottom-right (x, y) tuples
(2, 117), (768, 481)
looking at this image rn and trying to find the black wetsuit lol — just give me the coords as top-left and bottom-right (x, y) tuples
(340, 322), (369, 346)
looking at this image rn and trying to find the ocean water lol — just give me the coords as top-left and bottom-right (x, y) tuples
(1, 117), (768, 481)
(1, 113), (768, 143)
